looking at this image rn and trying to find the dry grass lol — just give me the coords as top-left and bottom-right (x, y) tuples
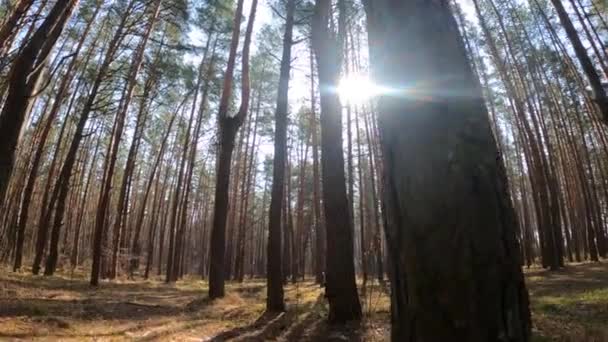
(526, 262), (608, 342)
(0, 262), (607, 341)
(0, 267), (389, 341)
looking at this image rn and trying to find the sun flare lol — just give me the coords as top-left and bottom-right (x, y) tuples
(337, 74), (384, 105)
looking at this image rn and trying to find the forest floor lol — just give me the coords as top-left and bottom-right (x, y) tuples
(0, 262), (606, 341)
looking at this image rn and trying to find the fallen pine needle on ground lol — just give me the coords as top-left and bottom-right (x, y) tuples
(1, 262), (607, 341)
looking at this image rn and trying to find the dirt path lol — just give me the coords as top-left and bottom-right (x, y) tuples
(1, 263), (606, 341)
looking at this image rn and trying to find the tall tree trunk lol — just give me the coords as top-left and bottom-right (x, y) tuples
(266, 0), (295, 311)
(170, 36), (217, 282)
(0, 0), (77, 205)
(355, 108), (367, 285)
(70, 134), (101, 268)
(312, 0), (362, 323)
(130, 95), (182, 276)
(0, 0), (34, 54)
(363, 2), (531, 341)
(549, 0), (608, 124)
(165, 95), (194, 283)
(107, 0), (163, 279)
(362, 109), (384, 281)
(208, 0), (257, 299)
(86, 0), (136, 285)
(30, 92), (74, 275)
(309, 43), (324, 285)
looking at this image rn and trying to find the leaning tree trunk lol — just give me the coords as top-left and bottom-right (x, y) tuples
(12, 1), (101, 272)
(548, 0), (608, 124)
(363, 2), (531, 341)
(108, 0), (162, 280)
(0, 0), (77, 205)
(0, 0), (34, 54)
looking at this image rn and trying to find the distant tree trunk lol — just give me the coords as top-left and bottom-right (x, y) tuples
(208, 0), (257, 299)
(30, 94), (73, 275)
(0, 0), (77, 205)
(294, 142), (309, 281)
(364, 2), (531, 341)
(165, 96), (194, 283)
(144, 162), (167, 279)
(355, 108), (367, 285)
(233, 117), (252, 281)
(266, 0), (295, 312)
(235, 88), (261, 282)
(473, 0), (560, 270)
(71, 135), (101, 268)
(548, 0), (608, 124)
(157, 160), (176, 277)
(309, 43), (324, 285)
(199, 175), (211, 278)
(108, 0), (162, 279)
(86, 0), (136, 285)
(170, 37), (217, 282)
(130, 95), (181, 276)
(282, 154), (293, 283)
(224, 126), (246, 280)
(362, 109), (384, 282)
(312, 0), (362, 323)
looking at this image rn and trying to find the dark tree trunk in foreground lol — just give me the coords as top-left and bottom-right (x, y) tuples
(208, 0), (257, 299)
(363, 2), (531, 341)
(0, 0), (34, 54)
(266, 0), (295, 313)
(0, 0), (77, 204)
(312, 0), (362, 324)
(13, 2), (101, 273)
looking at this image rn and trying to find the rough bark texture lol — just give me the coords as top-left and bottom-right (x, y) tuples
(363, 1), (531, 341)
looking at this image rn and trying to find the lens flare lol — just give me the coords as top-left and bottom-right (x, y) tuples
(337, 74), (385, 105)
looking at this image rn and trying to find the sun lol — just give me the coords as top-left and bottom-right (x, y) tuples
(337, 73), (383, 106)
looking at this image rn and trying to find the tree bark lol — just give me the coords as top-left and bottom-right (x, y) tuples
(108, 0), (162, 279)
(0, 0), (34, 54)
(549, 0), (608, 124)
(266, 0), (295, 312)
(364, 1), (531, 341)
(208, 0), (257, 299)
(312, 0), (362, 323)
(0, 0), (77, 205)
